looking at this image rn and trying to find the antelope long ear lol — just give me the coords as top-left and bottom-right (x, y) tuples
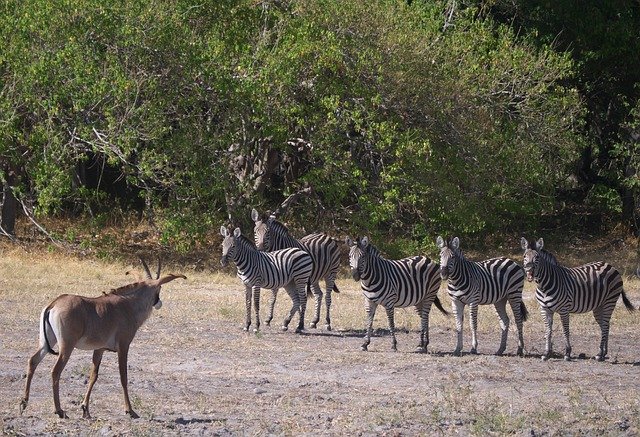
(536, 238), (544, 251)
(520, 237), (529, 251)
(220, 226), (229, 237)
(451, 237), (460, 250)
(251, 208), (259, 222)
(436, 236), (445, 248)
(233, 227), (242, 237)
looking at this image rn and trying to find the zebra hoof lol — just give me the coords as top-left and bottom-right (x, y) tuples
(415, 346), (427, 354)
(309, 322), (317, 329)
(541, 354), (550, 361)
(516, 347), (524, 357)
(361, 345), (369, 352)
(495, 348), (505, 356)
(470, 348), (478, 355)
(295, 327), (304, 334)
(325, 324), (332, 331)
(595, 355), (605, 362)
(243, 326), (250, 332)
(253, 328), (259, 333)
(564, 355), (571, 362)
(281, 326), (288, 332)
(265, 320), (271, 327)
(453, 349), (462, 357)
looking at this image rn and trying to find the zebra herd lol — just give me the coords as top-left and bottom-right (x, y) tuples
(220, 210), (635, 362)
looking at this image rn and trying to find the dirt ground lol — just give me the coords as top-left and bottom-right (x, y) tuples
(1, 249), (640, 436)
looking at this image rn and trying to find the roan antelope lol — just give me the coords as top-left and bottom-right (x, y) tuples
(19, 259), (186, 419)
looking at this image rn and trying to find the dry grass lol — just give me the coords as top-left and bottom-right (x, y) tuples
(1, 245), (640, 436)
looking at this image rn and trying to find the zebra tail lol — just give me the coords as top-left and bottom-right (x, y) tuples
(620, 290), (635, 312)
(520, 301), (529, 322)
(433, 296), (449, 316)
(42, 308), (59, 356)
(333, 283), (340, 293)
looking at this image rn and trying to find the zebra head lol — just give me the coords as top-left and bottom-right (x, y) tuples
(251, 209), (270, 251)
(520, 237), (543, 282)
(220, 226), (241, 266)
(346, 236), (369, 281)
(436, 236), (459, 280)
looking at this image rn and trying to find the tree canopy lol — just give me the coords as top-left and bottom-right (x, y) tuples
(0, 0), (637, 254)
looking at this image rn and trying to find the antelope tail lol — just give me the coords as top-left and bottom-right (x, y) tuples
(42, 308), (58, 356)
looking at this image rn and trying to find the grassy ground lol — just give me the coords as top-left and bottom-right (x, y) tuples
(1, 243), (639, 436)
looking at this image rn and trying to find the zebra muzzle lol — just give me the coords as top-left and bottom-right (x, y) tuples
(351, 269), (360, 281)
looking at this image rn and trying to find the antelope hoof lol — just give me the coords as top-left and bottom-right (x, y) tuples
(127, 409), (140, 419)
(81, 405), (91, 419)
(19, 399), (28, 415)
(55, 410), (68, 419)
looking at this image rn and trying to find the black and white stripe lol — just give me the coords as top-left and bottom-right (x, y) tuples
(437, 236), (528, 356)
(346, 236), (446, 352)
(252, 210), (341, 331)
(220, 226), (313, 333)
(521, 237), (634, 361)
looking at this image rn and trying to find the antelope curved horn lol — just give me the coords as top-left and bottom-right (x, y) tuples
(155, 259), (162, 280)
(139, 257), (153, 279)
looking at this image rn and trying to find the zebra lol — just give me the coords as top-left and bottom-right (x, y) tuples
(521, 237), (635, 361)
(437, 236), (528, 357)
(252, 209), (341, 331)
(220, 226), (313, 333)
(346, 236), (447, 352)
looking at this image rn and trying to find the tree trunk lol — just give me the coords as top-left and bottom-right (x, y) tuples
(1, 170), (17, 236)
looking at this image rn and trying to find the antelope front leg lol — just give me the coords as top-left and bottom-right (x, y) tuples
(81, 349), (105, 419)
(117, 345), (139, 418)
(361, 299), (378, 351)
(51, 348), (73, 418)
(452, 299), (465, 356)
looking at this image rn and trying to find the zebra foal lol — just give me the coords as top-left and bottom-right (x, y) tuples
(437, 236), (528, 356)
(521, 237), (634, 361)
(252, 209), (341, 331)
(220, 226), (313, 333)
(346, 236), (447, 352)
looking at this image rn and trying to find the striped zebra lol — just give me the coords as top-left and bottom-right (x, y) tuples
(437, 236), (528, 356)
(252, 209), (341, 331)
(220, 226), (313, 333)
(521, 237), (635, 361)
(346, 236), (447, 352)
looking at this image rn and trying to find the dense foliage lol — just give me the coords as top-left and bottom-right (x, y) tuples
(0, 0), (637, 254)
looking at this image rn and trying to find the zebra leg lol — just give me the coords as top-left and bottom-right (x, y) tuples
(265, 288), (278, 327)
(508, 299), (525, 357)
(295, 280), (308, 333)
(385, 306), (398, 352)
(452, 299), (465, 356)
(469, 303), (479, 354)
(324, 275), (337, 331)
(540, 307), (554, 361)
(309, 282), (322, 329)
(361, 299), (378, 351)
(282, 285), (300, 332)
(493, 299), (510, 355)
(416, 302), (431, 353)
(252, 286), (261, 333)
(593, 305), (612, 361)
(559, 311), (572, 361)
(243, 285), (253, 331)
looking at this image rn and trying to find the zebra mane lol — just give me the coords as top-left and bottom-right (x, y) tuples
(235, 233), (257, 250)
(267, 217), (292, 236)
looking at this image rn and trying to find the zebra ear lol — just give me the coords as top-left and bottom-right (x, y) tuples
(345, 237), (354, 247)
(520, 237), (529, 251)
(451, 237), (460, 250)
(436, 236), (445, 248)
(360, 236), (369, 249)
(233, 227), (242, 238)
(536, 238), (544, 251)
(220, 226), (229, 237)
(251, 208), (260, 222)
